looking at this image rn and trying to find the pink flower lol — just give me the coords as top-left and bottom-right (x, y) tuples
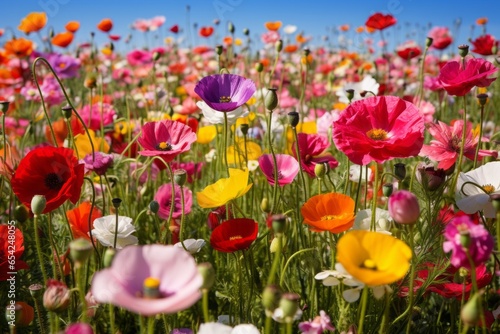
(298, 310), (335, 334)
(91, 245), (202, 316)
(154, 183), (193, 220)
(65, 323), (94, 334)
(258, 154), (300, 186)
(388, 190), (420, 225)
(419, 120), (497, 171)
(428, 26), (453, 50)
(261, 30), (280, 44)
(293, 133), (339, 178)
(333, 96), (425, 165)
(438, 58), (497, 96)
(82, 152), (113, 175)
(443, 215), (494, 269)
(149, 16), (166, 31)
(127, 49), (152, 66)
(138, 120), (197, 163)
(79, 103), (116, 131)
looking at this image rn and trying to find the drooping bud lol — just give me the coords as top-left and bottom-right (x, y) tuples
(265, 88), (279, 111)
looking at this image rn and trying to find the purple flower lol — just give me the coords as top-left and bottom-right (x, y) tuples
(65, 323), (94, 334)
(258, 154), (300, 186)
(443, 215), (494, 269)
(388, 190), (420, 225)
(82, 152), (113, 175)
(91, 245), (202, 316)
(194, 74), (256, 112)
(298, 310), (335, 334)
(154, 183), (193, 220)
(47, 53), (81, 79)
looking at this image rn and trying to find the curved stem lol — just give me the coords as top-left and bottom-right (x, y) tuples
(279, 248), (315, 286)
(473, 103), (485, 169)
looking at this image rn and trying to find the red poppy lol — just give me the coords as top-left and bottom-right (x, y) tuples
(108, 34), (121, 41)
(210, 218), (258, 253)
(199, 26), (214, 38)
(66, 202), (102, 240)
(192, 45), (212, 54)
(11, 146), (84, 214)
(0, 225), (28, 281)
(170, 24), (179, 34)
(396, 41), (422, 60)
(470, 34), (498, 56)
(207, 206), (233, 230)
(365, 13), (397, 31)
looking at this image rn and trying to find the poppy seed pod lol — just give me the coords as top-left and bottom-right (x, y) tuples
(287, 111), (299, 127)
(477, 93), (488, 106)
(345, 89), (355, 102)
(275, 39), (283, 53)
(0, 101), (10, 113)
(112, 198), (122, 209)
(14, 204), (29, 223)
(458, 44), (469, 57)
(69, 238), (93, 267)
(388, 190), (420, 225)
(425, 37), (433, 48)
(29, 284), (44, 299)
(61, 105), (73, 119)
(394, 163), (406, 180)
(265, 88), (279, 111)
(174, 169), (187, 186)
(216, 45), (223, 55)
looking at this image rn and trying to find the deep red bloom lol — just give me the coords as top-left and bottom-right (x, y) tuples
(170, 24), (179, 34)
(333, 96), (425, 165)
(365, 13), (397, 31)
(427, 264), (492, 299)
(199, 26), (214, 38)
(396, 41), (421, 60)
(438, 58), (498, 96)
(11, 147), (84, 213)
(0, 225), (28, 280)
(293, 133), (339, 177)
(471, 34), (498, 56)
(210, 218), (258, 253)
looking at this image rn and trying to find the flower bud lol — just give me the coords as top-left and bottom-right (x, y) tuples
(270, 235), (286, 253)
(43, 279), (71, 312)
(14, 204), (29, 223)
(216, 45), (223, 55)
(287, 111), (299, 127)
(491, 194), (500, 211)
(240, 123), (249, 136)
(279, 292), (300, 322)
(461, 292), (482, 326)
(243, 28), (250, 36)
(425, 37), (433, 48)
(345, 89), (355, 102)
(174, 169), (187, 186)
(477, 93), (488, 107)
(265, 88), (279, 111)
(275, 39), (283, 53)
(262, 284), (282, 313)
(388, 190), (420, 225)
(314, 163), (328, 178)
(29, 284), (44, 299)
(255, 62), (264, 73)
(31, 195), (46, 215)
(61, 105), (73, 119)
(149, 200), (160, 214)
(228, 22), (235, 34)
(394, 163), (406, 180)
(102, 248), (116, 268)
(271, 214), (287, 234)
(460, 231), (471, 248)
(69, 238), (93, 268)
(382, 183), (394, 197)
(198, 262), (216, 290)
(416, 164), (446, 191)
(261, 197), (271, 213)
(152, 51), (161, 61)
(65, 323), (95, 334)
(458, 44), (469, 58)
(84, 73), (97, 89)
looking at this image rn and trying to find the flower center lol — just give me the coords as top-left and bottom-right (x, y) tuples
(482, 184), (495, 194)
(45, 173), (64, 190)
(219, 96), (232, 103)
(366, 128), (388, 140)
(143, 277), (161, 299)
(277, 170), (284, 179)
(156, 141), (172, 151)
(59, 62), (66, 69)
(451, 136), (461, 151)
(230, 235), (242, 240)
(321, 215), (340, 221)
(362, 259), (377, 270)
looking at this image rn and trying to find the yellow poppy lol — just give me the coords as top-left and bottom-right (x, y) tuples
(18, 12), (47, 34)
(74, 130), (110, 159)
(227, 141), (262, 165)
(196, 168), (252, 208)
(337, 230), (412, 286)
(197, 125), (217, 144)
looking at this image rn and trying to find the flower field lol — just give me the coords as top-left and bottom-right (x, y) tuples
(2, 7), (500, 334)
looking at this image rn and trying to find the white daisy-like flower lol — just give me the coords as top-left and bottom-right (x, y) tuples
(336, 75), (380, 104)
(456, 161), (500, 218)
(352, 209), (393, 235)
(197, 101), (248, 125)
(91, 215), (138, 249)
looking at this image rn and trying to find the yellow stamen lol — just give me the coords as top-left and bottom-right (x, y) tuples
(59, 63), (66, 68)
(363, 259), (377, 270)
(366, 128), (388, 140)
(321, 215), (339, 221)
(156, 141), (172, 151)
(230, 235), (242, 240)
(483, 184), (496, 194)
(144, 277), (160, 289)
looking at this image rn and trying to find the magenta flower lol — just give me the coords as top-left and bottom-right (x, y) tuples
(438, 58), (497, 96)
(419, 120), (497, 171)
(333, 96), (425, 165)
(258, 154), (299, 186)
(126, 49), (153, 66)
(138, 120), (197, 163)
(293, 133), (338, 178)
(82, 152), (113, 176)
(298, 310), (335, 334)
(65, 323), (94, 334)
(79, 103), (116, 131)
(388, 190), (420, 225)
(91, 245), (202, 316)
(194, 74), (256, 112)
(443, 215), (494, 269)
(154, 183), (193, 220)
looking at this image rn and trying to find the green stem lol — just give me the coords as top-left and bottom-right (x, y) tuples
(405, 225), (416, 334)
(76, 266), (88, 323)
(370, 163), (380, 231)
(108, 304), (115, 334)
(267, 234), (282, 285)
(223, 111), (230, 176)
(34, 214), (48, 285)
(292, 126), (308, 202)
(202, 289), (210, 322)
(473, 103), (485, 169)
(179, 184), (188, 251)
(358, 286), (369, 334)
(451, 94), (468, 193)
(279, 248), (315, 286)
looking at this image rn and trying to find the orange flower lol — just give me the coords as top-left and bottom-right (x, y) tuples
(97, 18), (113, 32)
(265, 21), (282, 31)
(284, 44), (298, 53)
(18, 12), (47, 34)
(476, 17), (488, 25)
(301, 193), (355, 233)
(356, 26), (365, 33)
(339, 24), (350, 32)
(366, 26), (376, 34)
(52, 32), (74, 48)
(259, 58), (270, 68)
(66, 202), (103, 240)
(65, 21), (80, 33)
(4, 38), (33, 57)
(223, 36), (233, 46)
(296, 33), (307, 44)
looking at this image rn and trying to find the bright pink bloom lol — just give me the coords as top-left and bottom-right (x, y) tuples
(293, 133), (339, 178)
(443, 215), (494, 269)
(149, 16), (166, 31)
(138, 120), (197, 162)
(127, 49), (152, 66)
(428, 26), (453, 50)
(261, 30), (280, 44)
(154, 183), (193, 220)
(388, 190), (420, 225)
(471, 34), (498, 56)
(258, 154), (299, 186)
(333, 96), (425, 165)
(438, 58), (497, 96)
(91, 245), (202, 316)
(79, 103), (116, 131)
(419, 120), (497, 171)
(298, 310), (335, 334)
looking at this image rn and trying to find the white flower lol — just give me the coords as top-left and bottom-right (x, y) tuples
(336, 75), (380, 103)
(272, 307), (303, 323)
(456, 161), (500, 218)
(205, 149), (217, 163)
(174, 238), (206, 254)
(283, 25), (297, 34)
(349, 164), (372, 182)
(247, 160), (259, 172)
(91, 215), (138, 249)
(198, 322), (260, 334)
(352, 209), (393, 235)
(197, 101), (248, 125)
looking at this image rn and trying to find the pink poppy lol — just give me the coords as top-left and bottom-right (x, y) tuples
(127, 49), (152, 66)
(258, 154), (300, 186)
(293, 133), (339, 178)
(419, 120), (497, 171)
(332, 96), (425, 165)
(154, 183), (193, 220)
(428, 26), (453, 50)
(91, 245), (202, 316)
(438, 57), (497, 96)
(79, 103), (116, 131)
(137, 120), (197, 163)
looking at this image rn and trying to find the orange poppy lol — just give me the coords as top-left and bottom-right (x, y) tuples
(259, 58), (270, 68)
(301, 193), (355, 233)
(284, 44), (299, 53)
(18, 12), (47, 34)
(4, 38), (33, 57)
(199, 26), (214, 38)
(97, 18), (113, 32)
(65, 21), (80, 33)
(66, 202), (103, 240)
(223, 36), (233, 46)
(356, 26), (365, 33)
(365, 26), (376, 34)
(265, 21), (282, 31)
(301, 54), (313, 65)
(52, 32), (74, 48)
(339, 24), (350, 32)
(476, 17), (488, 25)
(296, 34), (308, 44)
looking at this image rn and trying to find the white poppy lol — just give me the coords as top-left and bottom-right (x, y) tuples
(175, 239), (206, 254)
(91, 215), (138, 249)
(197, 101), (248, 125)
(352, 209), (393, 234)
(283, 25), (297, 34)
(336, 75), (380, 104)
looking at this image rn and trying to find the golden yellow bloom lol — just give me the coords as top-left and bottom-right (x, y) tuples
(227, 141), (262, 165)
(196, 168), (252, 208)
(197, 125), (217, 144)
(74, 130), (110, 159)
(18, 12), (47, 34)
(337, 230), (412, 286)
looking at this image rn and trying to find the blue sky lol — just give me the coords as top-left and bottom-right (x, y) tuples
(3, 0), (500, 52)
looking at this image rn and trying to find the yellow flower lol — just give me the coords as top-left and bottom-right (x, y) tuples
(74, 130), (110, 159)
(197, 125), (217, 144)
(227, 141), (262, 165)
(336, 230), (411, 286)
(196, 168), (252, 208)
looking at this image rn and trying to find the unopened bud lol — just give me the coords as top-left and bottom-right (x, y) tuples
(262, 285), (282, 312)
(43, 280), (70, 313)
(149, 200), (160, 214)
(228, 22), (235, 34)
(152, 51), (161, 61)
(265, 88), (279, 111)
(198, 262), (216, 290)
(279, 292), (300, 322)
(61, 105), (73, 119)
(69, 238), (93, 268)
(255, 62), (264, 72)
(425, 37), (433, 48)
(275, 39), (283, 53)
(261, 197), (270, 213)
(174, 169), (187, 186)
(31, 195), (46, 215)
(102, 248), (116, 268)
(243, 28), (250, 36)
(461, 292), (482, 326)
(383, 183), (394, 197)
(271, 214), (287, 234)
(14, 204), (29, 223)
(314, 163), (328, 178)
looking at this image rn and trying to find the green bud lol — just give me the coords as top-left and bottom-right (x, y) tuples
(314, 163), (328, 178)
(216, 45), (223, 55)
(152, 51), (161, 61)
(458, 44), (469, 58)
(228, 22), (235, 34)
(279, 292), (300, 323)
(262, 284), (282, 312)
(31, 195), (46, 215)
(275, 39), (283, 53)
(197, 262), (216, 290)
(460, 232), (471, 249)
(174, 169), (187, 187)
(69, 238), (93, 268)
(14, 204), (29, 223)
(243, 28), (250, 36)
(461, 292), (482, 326)
(270, 235), (286, 253)
(61, 106), (73, 119)
(261, 197), (270, 213)
(149, 200), (160, 214)
(265, 88), (279, 111)
(255, 62), (264, 73)
(394, 163), (406, 180)
(425, 37), (433, 48)
(271, 214), (287, 234)
(383, 183), (394, 197)
(103, 248), (116, 268)
(288, 111), (299, 127)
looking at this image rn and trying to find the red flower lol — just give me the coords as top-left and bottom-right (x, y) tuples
(471, 34), (498, 56)
(365, 13), (396, 31)
(438, 58), (498, 96)
(210, 218), (258, 253)
(66, 202), (102, 240)
(199, 26), (214, 38)
(170, 24), (179, 34)
(0, 225), (28, 281)
(11, 147), (84, 214)
(427, 264), (492, 299)
(396, 41), (421, 60)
